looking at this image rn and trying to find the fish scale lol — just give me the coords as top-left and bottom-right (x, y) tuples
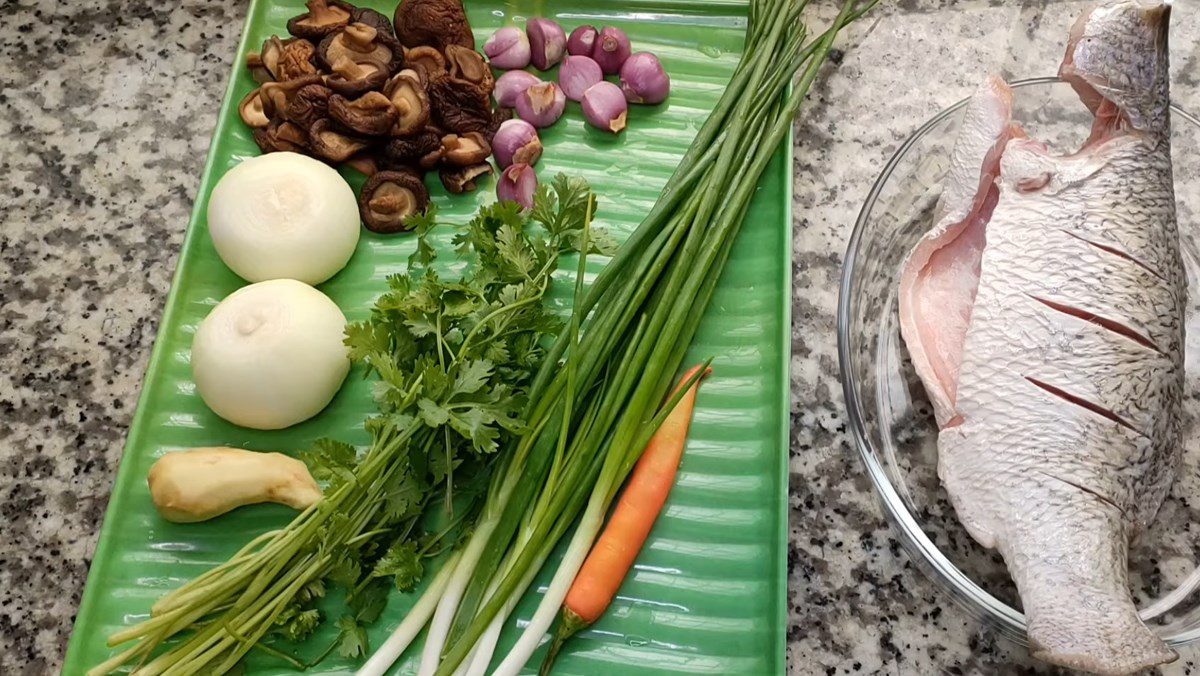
(898, 1), (1185, 673)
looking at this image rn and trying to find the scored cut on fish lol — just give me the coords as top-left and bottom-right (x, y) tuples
(897, 1), (1184, 673)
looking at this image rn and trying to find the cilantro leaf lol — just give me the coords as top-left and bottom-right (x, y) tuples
(344, 320), (391, 364)
(277, 608), (321, 642)
(382, 470), (424, 520)
(348, 581), (389, 624)
(372, 540), (424, 592)
(335, 616), (369, 659)
(327, 552), (361, 590)
(417, 398), (451, 427)
(303, 439), (357, 485)
(453, 359), (493, 396)
(448, 407), (501, 454)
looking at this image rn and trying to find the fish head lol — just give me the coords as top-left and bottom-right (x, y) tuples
(1059, 0), (1170, 137)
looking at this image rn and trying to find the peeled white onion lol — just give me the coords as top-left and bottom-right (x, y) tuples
(208, 152), (360, 285)
(192, 279), (350, 430)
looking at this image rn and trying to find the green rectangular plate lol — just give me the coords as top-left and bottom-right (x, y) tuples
(63, 0), (791, 673)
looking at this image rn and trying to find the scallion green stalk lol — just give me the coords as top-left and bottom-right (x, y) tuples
(410, 3), (875, 675)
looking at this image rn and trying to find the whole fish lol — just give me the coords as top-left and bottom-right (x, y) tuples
(898, 1), (1183, 673)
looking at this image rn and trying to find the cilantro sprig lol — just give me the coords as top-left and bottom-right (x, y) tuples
(97, 176), (606, 675)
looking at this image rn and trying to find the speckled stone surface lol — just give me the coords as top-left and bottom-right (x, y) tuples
(4, 1), (1200, 674)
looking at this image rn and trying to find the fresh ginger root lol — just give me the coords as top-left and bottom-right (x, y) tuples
(147, 446), (322, 523)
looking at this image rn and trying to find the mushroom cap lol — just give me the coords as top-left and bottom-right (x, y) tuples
(276, 39), (319, 81)
(246, 52), (273, 84)
(329, 91), (398, 136)
(402, 46), (447, 81)
(383, 70), (431, 136)
(429, 76), (493, 135)
(286, 0), (353, 40)
(350, 7), (397, 39)
(439, 131), (491, 166)
(485, 106), (513, 142)
(344, 151), (382, 177)
(259, 74), (324, 118)
(384, 128), (444, 168)
(252, 120), (310, 154)
(439, 162), (492, 194)
(284, 84), (333, 129)
(393, 0), (476, 50)
(445, 44), (494, 92)
(318, 23), (399, 74)
(325, 56), (390, 96)
(359, 170), (430, 233)
(239, 88), (271, 128)
(308, 118), (372, 162)
(259, 36), (289, 80)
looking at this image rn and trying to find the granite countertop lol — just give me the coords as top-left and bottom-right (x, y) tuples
(5, 1), (1200, 674)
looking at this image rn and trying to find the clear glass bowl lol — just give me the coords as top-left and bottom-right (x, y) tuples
(838, 77), (1200, 647)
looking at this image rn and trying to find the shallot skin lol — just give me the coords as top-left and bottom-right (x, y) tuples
(581, 81), (628, 134)
(559, 55), (603, 102)
(497, 163), (538, 210)
(492, 119), (543, 168)
(516, 81), (566, 128)
(484, 26), (531, 70)
(591, 26), (631, 75)
(567, 25), (598, 57)
(527, 18), (567, 71)
(620, 52), (671, 104)
(494, 70), (541, 108)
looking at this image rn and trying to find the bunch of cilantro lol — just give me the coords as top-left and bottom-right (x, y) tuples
(97, 175), (611, 675)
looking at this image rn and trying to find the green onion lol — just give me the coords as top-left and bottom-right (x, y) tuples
(385, 2), (879, 675)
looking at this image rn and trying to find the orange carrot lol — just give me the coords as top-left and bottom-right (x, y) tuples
(540, 364), (709, 674)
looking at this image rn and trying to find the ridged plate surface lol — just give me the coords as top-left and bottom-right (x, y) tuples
(63, 1), (790, 673)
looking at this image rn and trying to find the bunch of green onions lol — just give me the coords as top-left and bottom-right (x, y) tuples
(363, 1), (876, 674)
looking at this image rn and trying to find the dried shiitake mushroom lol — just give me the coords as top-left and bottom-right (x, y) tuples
(345, 150), (382, 176)
(308, 118), (371, 162)
(258, 36), (289, 79)
(239, 88), (270, 128)
(285, 83), (333, 128)
(318, 23), (399, 74)
(403, 46), (446, 80)
(237, 0), (501, 236)
(440, 132), (490, 167)
(429, 76), (493, 135)
(439, 163), (492, 194)
(276, 38), (319, 81)
(287, 0), (353, 40)
(256, 74), (321, 118)
(253, 120), (309, 154)
(393, 0), (475, 50)
(384, 128), (444, 168)
(258, 36), (319, 81)
(383, 70), (431, 136)
(350, 7), (397, 38)
(246, 52), (273, 83)
(326, 57), (390, 96)
(359, 170), (430, 233)
(445, 45), (493, 92)
(329, 91), (398, 136)
(485, 106), (513, 142)
(260, 74), (324, 118)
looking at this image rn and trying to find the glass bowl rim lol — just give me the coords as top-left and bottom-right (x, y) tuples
(836, 75), (1200, 647)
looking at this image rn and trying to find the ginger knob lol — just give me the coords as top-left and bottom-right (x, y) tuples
(147, 447), (322, 523)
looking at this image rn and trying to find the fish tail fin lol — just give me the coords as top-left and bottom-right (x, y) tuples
(999, 502), (1176, 675)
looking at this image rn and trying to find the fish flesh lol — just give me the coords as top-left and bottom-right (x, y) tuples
(898, 1), (1183, 673)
